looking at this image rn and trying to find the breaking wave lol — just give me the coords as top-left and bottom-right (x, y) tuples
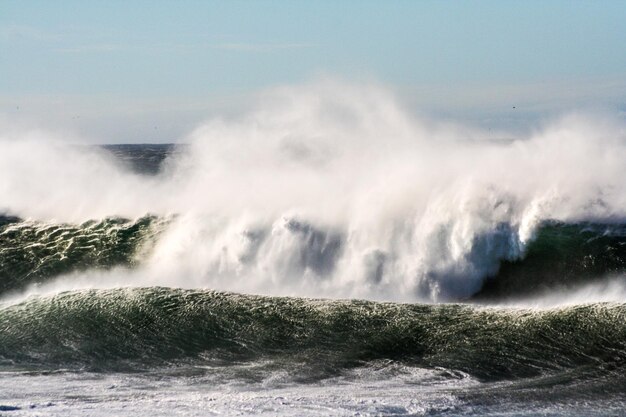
(0, 81), (625, 302)
(1, 216), (624, 302)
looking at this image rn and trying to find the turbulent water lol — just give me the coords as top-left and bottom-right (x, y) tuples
(1, 83), (626, 415)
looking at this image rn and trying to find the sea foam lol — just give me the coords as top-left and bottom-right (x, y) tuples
(1, 81), (625, 302)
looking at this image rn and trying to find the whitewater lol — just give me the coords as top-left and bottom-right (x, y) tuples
(1, 81), (626, 416)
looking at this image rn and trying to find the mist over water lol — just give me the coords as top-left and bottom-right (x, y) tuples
(1, 81), (625, 303)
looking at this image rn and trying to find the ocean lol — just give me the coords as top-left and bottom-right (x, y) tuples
(1, 96), (626, 415)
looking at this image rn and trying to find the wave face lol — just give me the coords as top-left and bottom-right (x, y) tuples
(1, 287), (625, 382)
(475, 221), (626, 300)
(0, 216), (164, 295)
(0, 83), (625, 301)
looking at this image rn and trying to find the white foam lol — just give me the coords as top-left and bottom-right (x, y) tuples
(1, 81), (625, 302)
(0, 365), (473, 417)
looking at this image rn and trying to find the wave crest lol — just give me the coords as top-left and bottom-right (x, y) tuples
(1, 82), (625, 301)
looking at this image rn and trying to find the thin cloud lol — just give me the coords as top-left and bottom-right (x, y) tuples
(211, 42), (316, 52)
(52, 41), (316, 54)
(0, 24), (61, 42)
(54, 44), (124, 53)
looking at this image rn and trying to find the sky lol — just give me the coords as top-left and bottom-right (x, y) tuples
(1, 0), (626, 143)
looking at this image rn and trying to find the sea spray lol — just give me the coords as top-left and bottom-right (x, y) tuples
(1, 82), (625, 302)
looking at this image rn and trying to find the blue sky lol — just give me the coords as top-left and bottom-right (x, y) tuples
(2, 1), (626, 142)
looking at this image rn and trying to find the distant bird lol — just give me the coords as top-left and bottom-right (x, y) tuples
(512, 106), (516, 109)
